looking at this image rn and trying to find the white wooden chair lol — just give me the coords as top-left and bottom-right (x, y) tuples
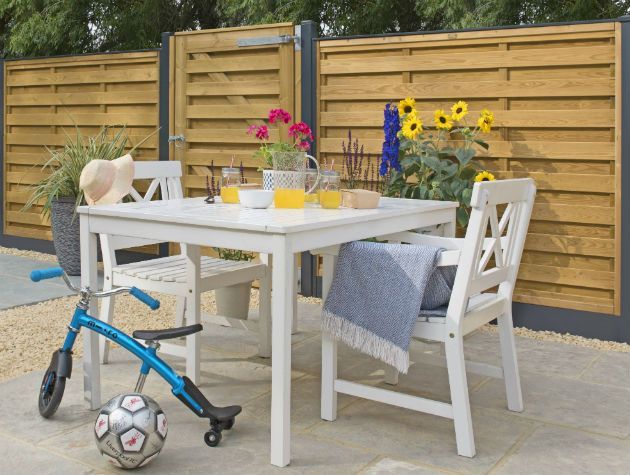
(98, 161), (271, 383)
(319, 178), (536, 457)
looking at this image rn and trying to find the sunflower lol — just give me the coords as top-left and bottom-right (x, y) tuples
(450, 101), (468, 121)
(434, 109), (453, 130)
(401, 112), (423, 139)
(475, 171), (496, 182)
(477, 108), (494, 133)
(398, 97), (416, 117)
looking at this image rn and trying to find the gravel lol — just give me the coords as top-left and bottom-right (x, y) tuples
(1, 245), (628, 383)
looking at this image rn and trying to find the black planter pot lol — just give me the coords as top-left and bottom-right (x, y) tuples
(50, 197), (82, 275)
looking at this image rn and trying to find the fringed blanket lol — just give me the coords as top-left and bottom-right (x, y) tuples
(321, 241), (454, 373)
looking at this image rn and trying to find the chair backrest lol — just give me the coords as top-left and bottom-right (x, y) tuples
(446, 178), (536, 324)
(100, 161), (184, 259)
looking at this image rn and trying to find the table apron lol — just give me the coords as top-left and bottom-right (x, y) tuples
(286, 208), (456, 253)
(88, 215), (277, 253)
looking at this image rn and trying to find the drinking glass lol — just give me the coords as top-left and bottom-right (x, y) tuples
(319, 170), (341, 209)
(220, 167), (240, 204)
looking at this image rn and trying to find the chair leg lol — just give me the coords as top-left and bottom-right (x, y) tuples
(258, 254), (272, 358)
(175, 295), (186, 327)
(445, 334), (475, 457)
(99, 285), (115, 365)
(321, 331), (338, 421)
(384, 365), (399, 385)
(498, 309), (523, 412)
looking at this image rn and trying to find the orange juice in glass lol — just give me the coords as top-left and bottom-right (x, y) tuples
(220, 167), (240, 203)
(319, 170), (341, 209)
(271, 151), (320, 209)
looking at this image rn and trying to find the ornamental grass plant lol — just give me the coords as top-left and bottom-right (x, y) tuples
(381, 98), (496, 226)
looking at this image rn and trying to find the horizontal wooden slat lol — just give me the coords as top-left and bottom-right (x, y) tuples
(492, 171), (614, 193)
(514, 288), (614, 313)
(186, 105), (272, 119)
(7, 68), (157, 86)
(321, 45), (614, 75)
(6, 113), (157, 127)
(531, 203), (614, 225)
(184, 128), (279, 144)
(186, 55), (279, 73)
(524, 233), (615, 258)
(6, 91), (157, 106)
(320, 109), (615, 128)
(518, 263), (614, 289)
(319, 138), (615, 159)
(321, 78), (615, 100)
(185, 80), (280, 96)
(6, 133), (157, 148)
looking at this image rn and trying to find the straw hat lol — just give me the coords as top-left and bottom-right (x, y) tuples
(79, 154), (135, 205)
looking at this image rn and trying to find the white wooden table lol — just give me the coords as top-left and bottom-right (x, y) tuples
(77, 197), (457, 467)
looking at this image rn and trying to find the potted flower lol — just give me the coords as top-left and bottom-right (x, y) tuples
(214, 248), (256, 319)
(381, 98), (496, 227)
(22, 125), (154, 275)
(246, 108), (314, 190)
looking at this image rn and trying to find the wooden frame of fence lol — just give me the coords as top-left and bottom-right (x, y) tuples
(316, 21), (622, 318)
(1, 50), (160, 243)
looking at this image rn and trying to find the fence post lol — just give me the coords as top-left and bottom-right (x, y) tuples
(618, 16), (630, 342)
(158, 32), (173, 257)
(299, 20), (320, 297)
(0, 57), (4, 246)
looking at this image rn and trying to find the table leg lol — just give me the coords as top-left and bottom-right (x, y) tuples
(321, 253), (338, 421)
(185, 244), (201, 384)
(270, 237), (293, 467)
(292, 254), (298, 334)
(80, 214), (101, 410)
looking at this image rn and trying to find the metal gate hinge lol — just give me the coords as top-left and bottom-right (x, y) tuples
(237, 26), (302, 51)
(168, 135), (185, 148)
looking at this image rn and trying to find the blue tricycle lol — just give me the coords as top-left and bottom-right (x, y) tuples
(32, 267), (241, 447)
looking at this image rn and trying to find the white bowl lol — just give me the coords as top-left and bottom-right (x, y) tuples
(239, 189), (274, 209)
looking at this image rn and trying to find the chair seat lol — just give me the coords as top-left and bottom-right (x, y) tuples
(417, 293), (501, 323)
(112, 255), (266, 283)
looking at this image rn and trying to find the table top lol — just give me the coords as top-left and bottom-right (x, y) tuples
(78, 197), (457, 234)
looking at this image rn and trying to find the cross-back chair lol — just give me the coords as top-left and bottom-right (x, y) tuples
(98, 161), (271, 383)
(318, 178), (536, 457)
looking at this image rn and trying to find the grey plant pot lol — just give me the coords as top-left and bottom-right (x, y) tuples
(215, 282), (252, 320)
(50, 197), (83, 275)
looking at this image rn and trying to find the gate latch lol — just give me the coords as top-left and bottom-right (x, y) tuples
(237, 26), (302, 51)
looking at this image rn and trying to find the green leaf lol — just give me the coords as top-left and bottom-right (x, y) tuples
(454, 148), (476, 166)
(459, 166), (476, 181)
(456, 207), (470, 227)
(474, 139), (490, 150)
(462, 187), (473, 206)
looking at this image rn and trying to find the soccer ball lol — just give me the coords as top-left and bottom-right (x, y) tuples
(94, 393), (167, 469)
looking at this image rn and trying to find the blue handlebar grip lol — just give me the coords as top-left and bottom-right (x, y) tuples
(30, 267), (64, 282)
(130, 287), (160, 310)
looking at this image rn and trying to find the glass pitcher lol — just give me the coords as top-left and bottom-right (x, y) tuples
(271, 151), (320, 209)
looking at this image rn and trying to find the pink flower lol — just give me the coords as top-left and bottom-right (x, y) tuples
(297, 141), (311, 151)
(255, 125), (269, 141)
(246, 125), (258, 135)
(269, 108), (292, 124)
(289, 122), (313, 140)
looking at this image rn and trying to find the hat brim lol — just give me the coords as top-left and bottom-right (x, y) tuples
(90, 154), (135, 205)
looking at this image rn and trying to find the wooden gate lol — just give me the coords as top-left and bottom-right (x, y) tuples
(169, 23), (300, 195)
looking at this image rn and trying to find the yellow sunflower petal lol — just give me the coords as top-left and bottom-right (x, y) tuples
(450, 101), (468, 121)
(434, 109), (453, 130)
(401, 112), (423, 139)
(474, 171), (496, 182)
(397, 97), (416, 117)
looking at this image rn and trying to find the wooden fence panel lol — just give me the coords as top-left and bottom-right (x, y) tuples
(317, 22), (620, 315)
(3, 51), (160, 241)
(170, 23), (298, 197)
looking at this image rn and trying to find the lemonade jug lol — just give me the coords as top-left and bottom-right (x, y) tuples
(271, 151), (320, 208)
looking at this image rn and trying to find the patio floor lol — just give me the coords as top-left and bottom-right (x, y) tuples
(0, 254), (629, 474)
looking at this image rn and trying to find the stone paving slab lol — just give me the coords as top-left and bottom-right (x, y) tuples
(1, 270), (630, 473)
(0, 254), (104, 310)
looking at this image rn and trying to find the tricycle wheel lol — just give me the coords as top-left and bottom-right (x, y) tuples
(222, 417), (235, 430)
(204, 429), (222, 447)
(38, 367), (65, 418)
